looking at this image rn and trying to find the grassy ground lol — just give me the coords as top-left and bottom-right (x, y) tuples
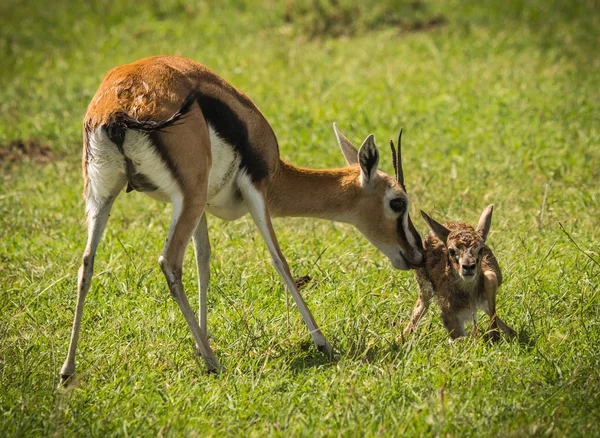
(1, 0), (599, 436)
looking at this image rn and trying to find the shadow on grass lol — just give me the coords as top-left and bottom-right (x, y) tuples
(287, 340), (340, 373)
(515, 328), (537, 350)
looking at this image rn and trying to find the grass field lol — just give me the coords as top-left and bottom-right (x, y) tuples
(1, 0), (599, 436)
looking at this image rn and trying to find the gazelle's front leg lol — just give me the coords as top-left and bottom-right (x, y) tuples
(192, 214), (211, 334)
(240, 179), (335, 357)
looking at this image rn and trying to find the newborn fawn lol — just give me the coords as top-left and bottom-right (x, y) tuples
(404, 205), (516, 340)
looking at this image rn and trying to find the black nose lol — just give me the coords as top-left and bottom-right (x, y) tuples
(462, 264), (476, 272)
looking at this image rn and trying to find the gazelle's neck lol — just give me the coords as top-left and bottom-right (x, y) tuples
(266, 159), (361, 222)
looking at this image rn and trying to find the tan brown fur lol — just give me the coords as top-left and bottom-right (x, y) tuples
(266, 161), (422, 262)
(404, 206), (516, 340)
(83, 56), (280, 198)
(62, 55), (425, 384)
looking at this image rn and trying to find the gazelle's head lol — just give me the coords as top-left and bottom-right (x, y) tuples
(333, 124), (423, 270)
(420, 205), (494, 284)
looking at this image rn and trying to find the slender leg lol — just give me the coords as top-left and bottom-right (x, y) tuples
(482, 270), (501, 341)
(60, 195), (118, 384)
(240, 180), (334, 357)
(192, 214), (211, 334)
(481, 271), (516, 339)
(403, 270), (433, 336)
(159, 197), (220, 372)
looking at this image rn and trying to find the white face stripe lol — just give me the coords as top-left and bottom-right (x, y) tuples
(402, 209), (417, 248)
(383, 186), (417, 252)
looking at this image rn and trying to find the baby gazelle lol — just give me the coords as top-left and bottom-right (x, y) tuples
(404, 205), (516, 340)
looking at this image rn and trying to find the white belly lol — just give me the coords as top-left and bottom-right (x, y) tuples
(92, 126), (249, 221)
(204, 126), (248, 221)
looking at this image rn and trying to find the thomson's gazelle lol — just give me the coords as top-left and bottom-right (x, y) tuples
(60, 55), (423, 383)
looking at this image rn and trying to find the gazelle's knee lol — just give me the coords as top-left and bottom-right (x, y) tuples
(158, 255), (175, 280)
(77, 253), (95, 290)
(158, 255), (183, 293)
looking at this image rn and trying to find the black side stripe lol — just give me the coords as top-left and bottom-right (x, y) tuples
(103, 89), (271, 189)
(196, 93), (270, 183)
(147, 130), (183, 187)
(103, 91), (200, 189)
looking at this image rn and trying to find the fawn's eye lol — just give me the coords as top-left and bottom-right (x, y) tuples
(448, 248), (457, 258)
(390, 198), (406, 213)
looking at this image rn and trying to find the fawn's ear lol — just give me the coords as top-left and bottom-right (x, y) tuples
(333, 123), (359, 165)
(421, 210), (450, 244)
(476, 204), (494, 241)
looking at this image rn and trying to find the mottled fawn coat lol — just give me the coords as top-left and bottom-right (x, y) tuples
(404, 205), (516, 340)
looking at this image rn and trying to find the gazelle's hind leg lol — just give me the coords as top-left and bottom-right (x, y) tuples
(192, 214), (211, 334)
(141, 106), (220, 372)
(160, 196), (220, 372)
(239, 178), (335, 357)
(60, 195), (122, 384)
(61, 133), (127, 385)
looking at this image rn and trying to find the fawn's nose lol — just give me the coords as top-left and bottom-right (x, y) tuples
(462, 264), (476, 274)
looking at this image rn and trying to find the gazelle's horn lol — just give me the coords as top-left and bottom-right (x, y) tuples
(389, 129), (404, 188)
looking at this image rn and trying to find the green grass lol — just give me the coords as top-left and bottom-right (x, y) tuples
(1, 0), (599, 435)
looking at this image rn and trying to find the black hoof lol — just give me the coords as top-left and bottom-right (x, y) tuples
(59, 374), (73, 387)
(317, 344), (340, 361)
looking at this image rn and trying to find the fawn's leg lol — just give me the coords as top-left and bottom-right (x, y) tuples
(442, 312), (467, 340)
(403, 270), (433, 336)
(482, 270), (500, 340)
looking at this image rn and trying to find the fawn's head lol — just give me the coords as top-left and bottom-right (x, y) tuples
(420, 205), (494, 283)
(333, 124), (423, 270)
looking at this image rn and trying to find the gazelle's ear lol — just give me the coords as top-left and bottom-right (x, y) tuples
(358, 134), (379, 185)
(421, 210), (450, 244)
(476, 204), (494, 241)
(333, 123), (359, 165)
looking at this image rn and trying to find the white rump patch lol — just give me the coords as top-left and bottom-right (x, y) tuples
(86, 128), (127, 214)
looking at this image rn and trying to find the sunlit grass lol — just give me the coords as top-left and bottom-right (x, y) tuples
(1, 0), (599, 436)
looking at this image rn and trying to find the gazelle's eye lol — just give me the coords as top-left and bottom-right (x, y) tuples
(390, 198), (406, 213)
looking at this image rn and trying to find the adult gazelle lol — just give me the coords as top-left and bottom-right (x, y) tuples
(60, 56), (423, 383)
